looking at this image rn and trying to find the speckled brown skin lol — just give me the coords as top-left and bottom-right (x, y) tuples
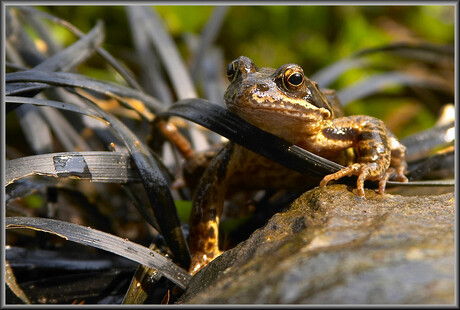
(188, 56), (408, 274)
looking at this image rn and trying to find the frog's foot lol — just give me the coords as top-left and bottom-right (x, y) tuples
(320, 163), (388, 198)
(380, 166), (408, 193)
(395, 165), (409, 183)
(189, 250), (222, 275)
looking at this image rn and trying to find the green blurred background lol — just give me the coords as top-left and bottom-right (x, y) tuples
(35, 5), (455, 137)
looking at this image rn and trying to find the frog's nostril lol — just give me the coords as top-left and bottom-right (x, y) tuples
(256, 83), (269, 92)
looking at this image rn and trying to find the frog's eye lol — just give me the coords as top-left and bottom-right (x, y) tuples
(283, 70), (304, 90)
(287, 72), (303, 86)
(226, 60), (239, 82)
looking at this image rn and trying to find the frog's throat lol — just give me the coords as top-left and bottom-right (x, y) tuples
(227, 101), (331, 123)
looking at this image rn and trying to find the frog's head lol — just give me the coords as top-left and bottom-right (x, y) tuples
(224, 56), (333, 141)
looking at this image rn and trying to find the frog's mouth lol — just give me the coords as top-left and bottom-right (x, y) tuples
(226, 100), (330, 124)
(226, 101), (329, 143)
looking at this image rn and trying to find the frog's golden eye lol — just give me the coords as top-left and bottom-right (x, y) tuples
(288, 72), (303, 86)
(226, 60), (239, 82)
(284, 70), (304, 90)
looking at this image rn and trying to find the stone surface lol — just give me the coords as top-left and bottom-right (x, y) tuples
(178, 184), (455, 304)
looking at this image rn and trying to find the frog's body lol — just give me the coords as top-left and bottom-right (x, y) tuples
(188, 56), (408, 274)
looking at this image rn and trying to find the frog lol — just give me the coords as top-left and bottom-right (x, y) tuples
(187, 56), (408, 274)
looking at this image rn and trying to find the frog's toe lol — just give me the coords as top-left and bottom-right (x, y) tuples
(321, 163), (390, 198)
(396, 166), (408, 182)
(377, 172), (391, 195)
(320, 163), (362, 188)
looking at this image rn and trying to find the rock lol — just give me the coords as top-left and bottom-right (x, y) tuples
(178, 184), (455, 304)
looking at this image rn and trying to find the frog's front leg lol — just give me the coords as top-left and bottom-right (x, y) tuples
(188, 143), (237, 274)
(319, 116), (407, 197)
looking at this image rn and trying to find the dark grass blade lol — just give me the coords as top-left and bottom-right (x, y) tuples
(122, 264), (163, 304)
(20, 8), (62, 55)
(5, 82), (51, 97)
(189, 6), (229, 81)
(401, 121), (455, 161)
(6, 70), (164, 112)
(6, 246), (136, 271)
(405, 150), (454, 181)
(6, 151), (141, 186)
(6, 178), (56, 203)
(336, 72), (449, 106)
(127, 7), (210, 152)
(7, 9), (104, 74)
(33, 20), (104, 73)
(126, 7), (173, 104)
(6, 267), (132, 304)
(6, 17), (138, 152)
(121, 185), (161, 233)
(6, 96), (106, 122)
(310, 58), (367, 88)
(158, 99), (343, 177)
(5, 261), (30, 304)
(6, 62), (29, 71)
(7, 94), (102, 152)
(5, 217), (191, 290)
(73, 92), (191, 268)
(198, 49), (227, 108)
(133, 6), (197, 99)
(311, 42), (453, 89)
(352, 41), (454, 61)
(6, 8), (46, 67)
(15, 105), (53, 155)
(386, 179), (454, 187)
(14, 6), (143, 91)
(38, 107), (93, 152)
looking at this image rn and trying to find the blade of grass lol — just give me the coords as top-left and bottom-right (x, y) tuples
(127, 6), (210, 152)
(6, 151), (141, 186)
(134, 6), (197, 99)
(198, 49), (227, 109)
(6, 246), (136, 271)
(38, 107), (92, 152)
(15, 105), (53, 155)
(5, 261), (30, 304)
(6, 178), (57, 203)
(6, 8), (46, 67)
(401, 121), (455, 160)
(14, 6), (143, 90)
(6, 96), (106, 122)
(121, 185), (160, 233)
(189, 6), (229, 81)
(122, 263), (163, 304)
(126, 7), (173, 104)
(7, 95), (106, 151)
(336, 72), (448, 106)
(21, 8), (62, 55)
(311, 42), (453, 88)
(5, 217), (191, 290)
(6, 70), (164, 112)
(5, 82), (50, 97)
(33, 20), (104, 73)
(73, 91), (191, 268)
(310, 58), (366, 88)
(386, 179), (454, 187)
(406, 150), (454, 181)
(352, 42), (454, 61)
